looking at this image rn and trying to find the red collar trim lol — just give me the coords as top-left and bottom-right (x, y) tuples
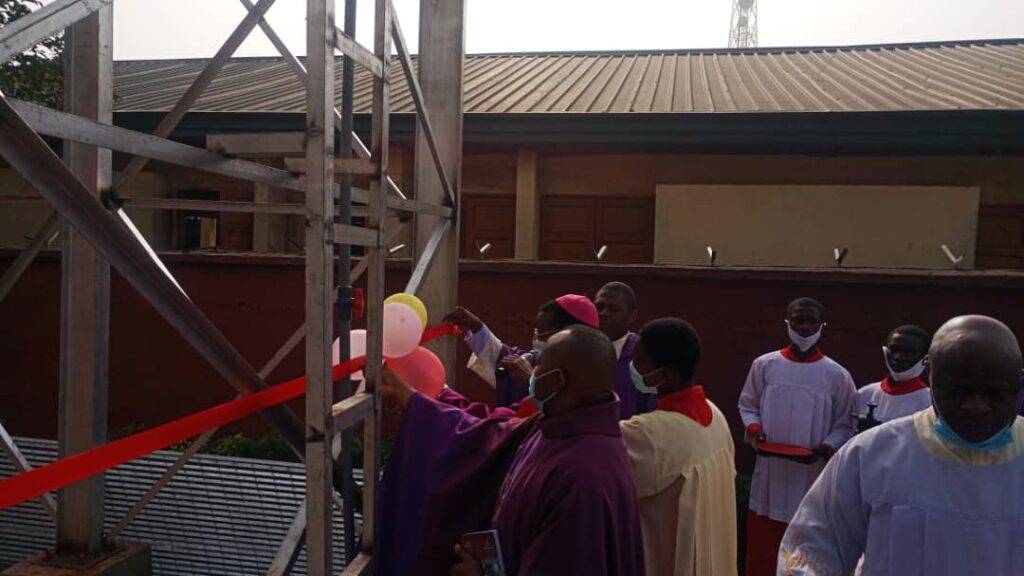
(780, 347), (824, 363)
(657, 386), (713, 427)
(880, 376), (928, 396)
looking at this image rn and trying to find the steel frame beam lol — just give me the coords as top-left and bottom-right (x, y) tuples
(359, 0), (392, 560)
(56, 7), (112, 554)
(0, 95), (309, 460)
(238, 0), (407, 200)
(114, 0), (279, 191)
(405, 218), (451, 296)
(0, 0), (113, 63)
(390, 8), (456, 206)
(267, 499), (308, 576)
(304, 0), (337, 572)
(115, 197), (308, 216)
(0, 0), (462, 571)
(103, 242), (384, 543)
(332, 27), (383, 78)
(412, 0), (465, 377)
(0, 423), (57, 520)
(11, 98), (306, 193)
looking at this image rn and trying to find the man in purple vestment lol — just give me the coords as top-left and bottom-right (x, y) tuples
(380, 325), (645, 576)
(444, 294), (599, 408)
(595, 281), (658, 419)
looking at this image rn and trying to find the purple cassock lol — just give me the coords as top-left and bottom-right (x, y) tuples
(377, 389), (646, 576)
(613, 333), (658, 419)
(469, 326), (656, 420)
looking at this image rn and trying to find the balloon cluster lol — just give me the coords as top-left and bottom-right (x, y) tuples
(332, 293), (445, 398)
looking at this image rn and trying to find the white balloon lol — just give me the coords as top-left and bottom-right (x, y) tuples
(383, 302), (423, 358)
(332, 329), (367, 380)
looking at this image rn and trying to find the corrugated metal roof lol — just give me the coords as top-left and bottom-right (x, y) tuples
(111, 39), (1024, 114)
(0, 437), (361, 575)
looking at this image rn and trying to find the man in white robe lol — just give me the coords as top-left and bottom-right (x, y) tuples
(779, 315), (1024, 576)
(738, 297), (857, 576)
(855, 325), (933, 431)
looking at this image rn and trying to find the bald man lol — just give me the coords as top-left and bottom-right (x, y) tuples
(378, 326), (645, 576)
(778, 315), (1024, 575)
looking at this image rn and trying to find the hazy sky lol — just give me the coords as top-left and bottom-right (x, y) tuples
(110, 0), (1023, 60)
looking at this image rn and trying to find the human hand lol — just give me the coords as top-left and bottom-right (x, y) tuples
(450, 544), (481, 576)
(499, 354), (533, 384)
(747, 424), (766, 447)
(380, 367), (416, 409)
(442, 307), (484, 333)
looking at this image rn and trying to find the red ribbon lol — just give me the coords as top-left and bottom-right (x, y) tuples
(421, 322), (462, 343)
(0, 323), (460, 512)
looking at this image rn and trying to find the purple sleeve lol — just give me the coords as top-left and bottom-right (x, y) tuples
(437, 387), (518, 420)
(378, 394), (536, 576)
(464, 324), (495, 355)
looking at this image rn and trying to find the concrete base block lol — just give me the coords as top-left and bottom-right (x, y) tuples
(2, 543), (151, 576)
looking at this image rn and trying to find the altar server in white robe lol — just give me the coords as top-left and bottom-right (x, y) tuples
(778, 314), (1024, 576)
(738, 297), (857, 576)
(855, 325), (933, 432)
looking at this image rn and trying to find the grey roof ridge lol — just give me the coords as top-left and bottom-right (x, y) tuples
(112, 37), (1024, 65)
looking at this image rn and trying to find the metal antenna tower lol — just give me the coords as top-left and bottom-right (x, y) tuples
(729, 0), (758, 48)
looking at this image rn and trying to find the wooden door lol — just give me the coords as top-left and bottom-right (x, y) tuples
(460, 195), (515, 259)
(540, 196), (653, 263)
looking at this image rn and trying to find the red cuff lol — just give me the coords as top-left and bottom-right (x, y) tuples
(747, 423), (763, 436)
(821, 443), (835, 456)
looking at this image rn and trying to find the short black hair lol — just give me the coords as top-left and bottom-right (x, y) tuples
(787, 297), (825, 317)
(639, 318), (701, 384)
(598, 281), (637, 311)
(889, 324), (932, 350)
(540, 299), (586, 331)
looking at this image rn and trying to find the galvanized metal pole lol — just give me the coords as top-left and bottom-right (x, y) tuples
(305, 0), (336, 573)
(56, 4), (112, 557)
(413, 0), (465, 376)
(337, 0), (359, 563)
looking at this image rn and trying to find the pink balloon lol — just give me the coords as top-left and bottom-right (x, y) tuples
(333, 329), (367, 381)
(388, 346), (445, 398)
(383, 302), (423, 358)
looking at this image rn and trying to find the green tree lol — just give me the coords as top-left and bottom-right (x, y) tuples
(0, 0), (63, 108)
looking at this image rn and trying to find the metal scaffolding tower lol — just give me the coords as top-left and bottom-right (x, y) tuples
(728, 0), (758, 48)
(0, 0), (463, 573)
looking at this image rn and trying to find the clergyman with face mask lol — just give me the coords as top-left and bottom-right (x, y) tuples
(736, 297), (857, 576)
(378, 325), (646, 576)
(855, 325), (933, 432)
(779, 315), (1024, 575)
(443, 294), (599, 409)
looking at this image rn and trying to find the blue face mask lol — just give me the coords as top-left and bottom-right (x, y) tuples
(629, 360), (662, 395)
(528, 368), (562, 410)
(933, 414), (1015, 451)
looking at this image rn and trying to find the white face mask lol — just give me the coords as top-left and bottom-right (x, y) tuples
(883, 346), (927, 381)
(785, 320), (823, 352)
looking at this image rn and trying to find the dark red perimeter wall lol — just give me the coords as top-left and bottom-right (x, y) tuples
(3, 251), (1024, 472)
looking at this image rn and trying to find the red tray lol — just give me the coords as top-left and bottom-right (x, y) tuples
(754, 440), (820, 463)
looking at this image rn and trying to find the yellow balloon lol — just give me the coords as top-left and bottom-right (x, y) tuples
(385, 293), (428, 329)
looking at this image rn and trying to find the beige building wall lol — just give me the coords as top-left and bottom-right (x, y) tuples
(2, 151), (1021, 268)
(654, 184), (980, 269)
(0, 168), (173, 249)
